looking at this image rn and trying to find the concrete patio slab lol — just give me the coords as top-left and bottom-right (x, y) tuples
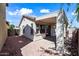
(21, 39), (56, 56)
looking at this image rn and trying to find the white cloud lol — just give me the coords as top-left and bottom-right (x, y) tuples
(8, 8), (33, 16)
(40, 9), (50, 13)
(8, 10), (18, 16)
(19, 8), (33, 15)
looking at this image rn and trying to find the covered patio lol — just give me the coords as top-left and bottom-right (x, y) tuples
(35, 9), (68, 54)
(35, 12), (56, 37)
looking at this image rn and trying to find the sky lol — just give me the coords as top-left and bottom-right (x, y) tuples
(6, 3), (79, 28)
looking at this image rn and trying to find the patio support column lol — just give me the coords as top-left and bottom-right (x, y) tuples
(56, 9), (64, 54)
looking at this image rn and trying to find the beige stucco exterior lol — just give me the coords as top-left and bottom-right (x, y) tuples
(0, 4), (7, 51)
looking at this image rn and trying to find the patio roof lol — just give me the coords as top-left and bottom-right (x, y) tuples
(35, 17), (56, 25)
(35, 10), (59, 25)
(35, 10), (68, 25)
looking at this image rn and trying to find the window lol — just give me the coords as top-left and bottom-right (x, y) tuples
(40, 25), (45, 33)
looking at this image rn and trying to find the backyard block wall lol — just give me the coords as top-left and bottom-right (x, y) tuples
(0, 4), (7, 51)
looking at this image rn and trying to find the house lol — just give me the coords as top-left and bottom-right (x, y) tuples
(19, 9), (68, 53)
(0, 4), (8, 51)
(19, 15), (36, 40)
(19, 9), (68, 41)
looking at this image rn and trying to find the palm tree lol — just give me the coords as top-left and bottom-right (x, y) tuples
(66, 3), (79, 22)
(75, 4), (79, 22)
(57, 3), (79, 55)
(56, 3), (79, 55)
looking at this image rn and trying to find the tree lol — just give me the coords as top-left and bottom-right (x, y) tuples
(56, 3), (73, 55)
(58, 3), (79, 55)
(75, 3), (79, 22)
(56, 9), (65, 55)
(66, 3), (79, 22)
(8, 24), (15, 36)
(9, 24), (15, 31)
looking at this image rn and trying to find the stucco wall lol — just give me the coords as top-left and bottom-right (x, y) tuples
(0, 4), (7, 51)
(19, 18), (36, 40)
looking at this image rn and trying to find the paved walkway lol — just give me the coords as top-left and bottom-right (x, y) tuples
(21, 36), (61, 56)
(21, 39), (56, 56)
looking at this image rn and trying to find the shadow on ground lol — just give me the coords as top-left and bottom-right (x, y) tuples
(44, 36), (56, 50)
(0, 35), (32, 56)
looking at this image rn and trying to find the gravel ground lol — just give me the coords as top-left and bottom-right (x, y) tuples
(0, 36), (32, 56)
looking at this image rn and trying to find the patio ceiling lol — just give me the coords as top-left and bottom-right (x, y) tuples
(35, 17), (56, 25)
